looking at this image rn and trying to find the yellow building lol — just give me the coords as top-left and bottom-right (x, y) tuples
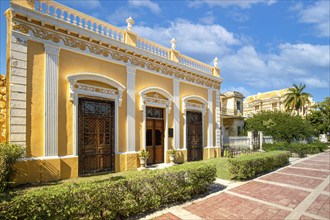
(243, 88), (315, 117)
(4, 0), (223, 184)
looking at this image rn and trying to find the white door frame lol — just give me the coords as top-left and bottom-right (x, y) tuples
(139, 87), (173, 163)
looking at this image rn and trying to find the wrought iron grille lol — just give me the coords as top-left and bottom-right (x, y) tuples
(78, 98), (115, 176)
(146, 107), (163, 119)
(186, 111), (203, 161)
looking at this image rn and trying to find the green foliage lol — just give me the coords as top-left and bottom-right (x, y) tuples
(244, 110), (314, 143)
(228, 151), (291, 180)
(263, 142), (328, 158)
(283, 83), (312, 116)
(307, 97), (330, 135)
(138, 149), (150, 158)
(0, 163), (216, 219)
(0, 143), (24, 192)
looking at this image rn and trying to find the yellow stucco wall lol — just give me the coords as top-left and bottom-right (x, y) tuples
(26, 41), (44, 157)
(180, 83), (208, 149)
(135, 70), (174, 151)
(58, 49), (128, 154)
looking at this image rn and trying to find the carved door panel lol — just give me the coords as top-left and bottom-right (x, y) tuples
(146, 107), (164, 165)
(187, 111), (203, 161)
(78, 98), (115, 176)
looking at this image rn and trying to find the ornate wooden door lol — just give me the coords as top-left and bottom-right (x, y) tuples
(186, 111), (203, 161)
(78, 98), (115, 176)
(146, 107), (164, 164)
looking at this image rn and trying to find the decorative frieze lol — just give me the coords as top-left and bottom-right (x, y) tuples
(12, 19), (221, 90)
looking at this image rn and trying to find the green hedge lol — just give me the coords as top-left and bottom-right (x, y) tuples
(263, 142), (328, 158)
(0, 163), (216, 219)
(228, 151), (291, 180)
(0, 143), (24, 193)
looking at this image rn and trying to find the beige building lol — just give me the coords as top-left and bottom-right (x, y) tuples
(243, 88), (315, 117)
(220, 91), (244, 144)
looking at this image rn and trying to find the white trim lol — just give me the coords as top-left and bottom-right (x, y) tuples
(17, 155), (78, 161)
(44, 43), (60, 157)
(139, 87), (173, 163)
(207, 88), (214, 147)
(182, 95), (208, 150)
(126, 65), (136, 152)
(173, 79), (180, 149)
(67, 73), (126, 156)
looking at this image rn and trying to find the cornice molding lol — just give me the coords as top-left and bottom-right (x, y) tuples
(12, 18), (221, 90)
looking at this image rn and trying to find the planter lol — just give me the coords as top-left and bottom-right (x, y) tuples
(139, 156), (148, 169)
(169, 154), (176, 165)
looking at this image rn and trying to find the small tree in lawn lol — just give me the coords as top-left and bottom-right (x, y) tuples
(283, 83), (312, 116)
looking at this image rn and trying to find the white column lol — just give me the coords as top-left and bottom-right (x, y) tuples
(164, 107), (169, 160)
(126, 65), (136, 152)
(9, 34), (28, 150)
(215, 90), (221, 147)
(44, 44), (60, 157)
(173, 79), (180, 149)
(207, 88), (213, 147)
(247, 131), (253, 150)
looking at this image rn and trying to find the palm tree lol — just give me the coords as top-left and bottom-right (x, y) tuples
(283, 83), (312, 116)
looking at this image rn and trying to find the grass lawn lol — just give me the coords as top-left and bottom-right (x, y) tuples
(200, 158), (231, 180)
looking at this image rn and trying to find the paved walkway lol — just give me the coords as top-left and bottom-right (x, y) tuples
(144, 151), (330, 220)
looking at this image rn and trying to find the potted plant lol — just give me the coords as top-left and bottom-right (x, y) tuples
(168, 148), (177, 165)
(138, 149), (150, 169)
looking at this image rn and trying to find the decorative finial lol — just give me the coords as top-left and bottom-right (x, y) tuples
(170, 38), (176, 50)
(213, 57), (219, 68)
(126, 16), (134, 31)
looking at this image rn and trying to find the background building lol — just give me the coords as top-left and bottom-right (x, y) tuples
(243, 88), (315, 117)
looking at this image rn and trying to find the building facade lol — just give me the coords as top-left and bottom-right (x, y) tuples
(220, 91), (244, 145)
(243, 89), (315, 117)
(5, 0), (223, 184)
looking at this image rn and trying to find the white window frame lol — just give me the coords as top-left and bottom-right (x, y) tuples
(67, 73), (126, 156)
(182, 95), (208, 150)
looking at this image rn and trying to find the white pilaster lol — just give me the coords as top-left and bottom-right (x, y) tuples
(44, 44), (60, 157)
(207, 88), (213, 147)
(126, 65), (136, 152)
(173, 79), (180, 149)
(215, 90), (221, 147)
(9, 34), (28, 150)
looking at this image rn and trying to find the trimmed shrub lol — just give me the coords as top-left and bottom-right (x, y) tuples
(0, 163), (216, 219)
(0, 143), (24, 192)
(263, 142), (328, 158)
(228, 151), (290, 180)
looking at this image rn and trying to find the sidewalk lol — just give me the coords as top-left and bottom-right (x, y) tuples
(144, 151), (330, 220)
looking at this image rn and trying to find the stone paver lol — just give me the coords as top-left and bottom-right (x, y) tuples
(292, 163), (330, 171)
(259, 173), (323, 189)
(230, 181), (310, 208)
(278, 167), (329, 179)
(305, 194), (330, 218)
(184, 192), (290, 220)
(146, 151), (330, 220)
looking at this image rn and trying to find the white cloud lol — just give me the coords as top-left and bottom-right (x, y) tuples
(133, 19), (240, 62)
(107, 7), (138, 25)
(64, 0), (102, 9)
(222, 87), (252, 97)
(128, 0), (161, 14)
(199, 11), (215, 25)
(296, 1), (330, 37)
(188, 0), (276, 9)
(220, 43), (330, 89)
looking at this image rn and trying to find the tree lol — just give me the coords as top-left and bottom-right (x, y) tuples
(306, 97), (330, 135)
(283, 83), (312, 116)
(244, 110), (315, 143)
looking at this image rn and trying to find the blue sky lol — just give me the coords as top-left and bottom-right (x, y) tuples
(1, 0), (329, 102)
